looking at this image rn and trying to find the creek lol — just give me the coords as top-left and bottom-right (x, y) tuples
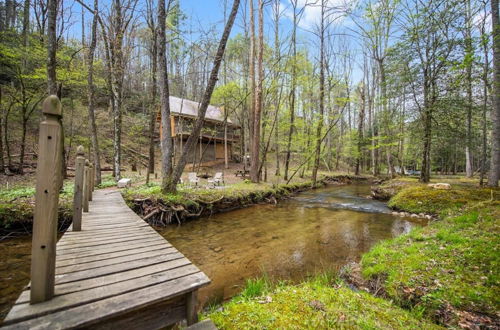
(0, 183), (426, 318)
(157, 183), (426, 306)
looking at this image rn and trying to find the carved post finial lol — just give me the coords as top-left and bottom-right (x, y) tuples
(42, 95), (62, 117)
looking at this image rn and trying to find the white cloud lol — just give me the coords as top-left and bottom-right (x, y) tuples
(279, 0), (354, 29)
(473, 10), (492, 33)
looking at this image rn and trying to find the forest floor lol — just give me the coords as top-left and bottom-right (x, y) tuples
(204, 177), (500, 329)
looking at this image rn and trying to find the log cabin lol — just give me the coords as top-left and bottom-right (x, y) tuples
(158, 96), (241, 166)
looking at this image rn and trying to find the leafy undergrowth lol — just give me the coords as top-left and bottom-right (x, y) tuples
(388, 185), (499, 215)
(205, 276), (442, 329)
(0, 182), (75, 232)
(361, 202), (500, 327)
(122, 180), (324, 224)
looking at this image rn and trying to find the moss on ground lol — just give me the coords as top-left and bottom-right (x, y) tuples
(205, 276), (442, 329)
(361, 202), (500, 326)
(388, 185), (499, 215)
(0, 182), (74, 231)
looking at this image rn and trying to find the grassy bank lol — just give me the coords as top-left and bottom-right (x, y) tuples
(205, 275), (442, 329)
(123, 180), (327, 225)
(0, 176), (116, 233)
(204, 178), (499, 328)
(359, 179), (500, 327)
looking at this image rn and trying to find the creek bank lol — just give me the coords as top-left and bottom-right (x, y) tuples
(123, 175), (370, 226)
(204, 275), (441, 329)
(203, 179), (499, 329)
(0, 178), (117, 234)
(345, 180), (500, 328)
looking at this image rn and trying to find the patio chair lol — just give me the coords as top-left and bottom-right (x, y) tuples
(208, 172), (224, 188)
(188, 172), (199, 187)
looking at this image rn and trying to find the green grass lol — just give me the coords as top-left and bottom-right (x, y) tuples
(361, 202), (500, 324)
(205, 275), (442, 329)
(0, 177), (109, 230)
(387, 185), (499, 215)
(122, 180), (321, 211)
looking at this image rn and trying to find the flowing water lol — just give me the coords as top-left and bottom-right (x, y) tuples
(0, 183), (426, 319)
(157, 184), (427, 306)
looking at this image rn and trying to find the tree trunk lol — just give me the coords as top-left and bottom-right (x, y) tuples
(480, 9), (490, 186)
(163, 0), (240, 193)
(312, 0), (325, 185)
(284, 1), (298, 181)
(356, 84), (365, 176)
(420, 78), (432, 183)
(489, 0), (500, 187)
(250, 0), (263, 183)
(157, 0), (174, 192)
(465, 0), (474, 178)
(146, 9), (158, 184)
(248, 0), (255, 165)
(87, 0), (102, 185)
(47, 0), (57, 95)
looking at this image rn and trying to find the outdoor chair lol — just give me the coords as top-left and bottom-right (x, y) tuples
(188, 172), (200, 187)
(208, 172), (224, 188)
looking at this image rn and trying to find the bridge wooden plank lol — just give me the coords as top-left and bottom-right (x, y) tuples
(55, 243), (168, 267)
(3, 272), (210, 329)
(56, 236), (166, 257)
(55, 248), (176, 275)
(62, 224), (151, 237)
(57, 230), (155, 246)
(56, 233), (160, 250)
(8, 265), (202, 322)
(54, 252), (185, 285)
(16, 258), (193, 304)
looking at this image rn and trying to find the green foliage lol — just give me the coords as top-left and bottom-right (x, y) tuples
(205, 280), (441, 329)
(240, 277), (270, 299)
(361, 204), (500, 323)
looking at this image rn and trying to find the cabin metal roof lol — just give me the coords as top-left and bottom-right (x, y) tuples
(169, 96), (237, 126)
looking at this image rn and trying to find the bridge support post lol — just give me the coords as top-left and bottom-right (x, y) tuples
(88, 163), (93, 202)
(186, 290), (198, 325)
(83, 160), (90, 212)
(91, 163), (95, 191)
(30, 95), (63, 304)
(72, 146), (85, 231)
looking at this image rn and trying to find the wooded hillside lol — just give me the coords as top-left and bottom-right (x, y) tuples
(0, 0), (498, 188)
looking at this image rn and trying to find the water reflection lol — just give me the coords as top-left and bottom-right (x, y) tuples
(158, 184), (426, 306)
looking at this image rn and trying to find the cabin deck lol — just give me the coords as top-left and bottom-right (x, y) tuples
(1, 190), (210, 329)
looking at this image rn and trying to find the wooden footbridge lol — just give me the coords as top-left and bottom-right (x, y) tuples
(1, 96), (210, 329)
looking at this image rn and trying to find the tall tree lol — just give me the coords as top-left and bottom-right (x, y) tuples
(248, 0), (255, 173)
(311, 0), (327, 185)
(464, 0), (474, 178)
(86, 0), (102, 185)
(284, 0), (302, 181)
(489, 0), (500, 187)
(47, 0), (57, 95)
(158, 0), (174, 193)
(145, 0), (158, 184)
(162, 0), (240, 193)
(250, 0), (264, 183)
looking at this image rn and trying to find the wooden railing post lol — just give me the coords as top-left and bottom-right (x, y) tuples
(72, 146), (85, 231)
(88, 162), (93, 202)
(30, 95), (63, 304)
(89, 163), (95, 193)
(91, 163), (95, 192)
(83, 159), (89, 212)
